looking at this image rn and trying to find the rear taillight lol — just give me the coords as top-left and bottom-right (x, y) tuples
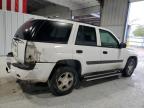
(25, 42), (40, 63)
(12, 39), (18, 57)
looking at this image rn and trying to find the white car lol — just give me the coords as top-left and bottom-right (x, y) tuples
(6, 19), (137, 96)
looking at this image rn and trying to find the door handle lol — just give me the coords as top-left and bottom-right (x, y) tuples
(103, 51), (108, 54)
(76, 50), (83, 54)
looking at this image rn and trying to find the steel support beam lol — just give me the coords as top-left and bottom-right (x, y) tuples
(100, 0), (129, 42)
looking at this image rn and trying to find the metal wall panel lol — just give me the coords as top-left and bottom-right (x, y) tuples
(0, 10), (45, 55)
(0, 11), (5, 55)
(11, 12), (18, 37)
(23, 14), (31, 22)
(17, 13), (24, 28)
(5, 11), (12, 54)
(101, 0), (129, 41)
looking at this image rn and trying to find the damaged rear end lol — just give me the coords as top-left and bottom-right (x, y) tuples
(6, 19), (46, 81)
(10, 20), (44, 68)
(6, 19), (73, 82)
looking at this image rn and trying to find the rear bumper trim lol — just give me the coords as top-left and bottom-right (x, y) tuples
(7, 52), (14, 57)
(12, 63), (35, 70)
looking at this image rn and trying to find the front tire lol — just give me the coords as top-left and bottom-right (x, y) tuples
(122, 58), (136, 77)
(49, 66), (78, 96)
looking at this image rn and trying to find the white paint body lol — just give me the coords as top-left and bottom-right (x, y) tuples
(6, 18), (137, 82)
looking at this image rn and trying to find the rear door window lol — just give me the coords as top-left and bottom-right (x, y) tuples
(75, 25), (97, 46)
(34, 21), (73, 44)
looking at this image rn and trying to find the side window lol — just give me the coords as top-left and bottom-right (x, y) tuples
(34, 21), (73, 44)
(75, 25), (97, 46)
(99, 29), (119, 48)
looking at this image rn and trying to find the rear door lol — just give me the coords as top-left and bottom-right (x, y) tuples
(98, 29), (123, 71)
(73, 24), (102, 74)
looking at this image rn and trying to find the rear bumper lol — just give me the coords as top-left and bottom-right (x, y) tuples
(12, 63), (35, 70)
(6, 58), (56, 83)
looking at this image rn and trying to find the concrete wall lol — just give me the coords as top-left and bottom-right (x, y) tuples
(72, 6), (100, 16)
(0, 10), (45, 55)
(31, 5), (71, 19)
(101, 0), (129, 42)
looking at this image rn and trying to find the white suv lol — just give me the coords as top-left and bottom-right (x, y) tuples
(6, 19), (137, 96)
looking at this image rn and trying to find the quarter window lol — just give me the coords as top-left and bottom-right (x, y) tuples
(99, 29), (119, 48)
(34, 21), (73, 44)
(75, 25), (97, 46)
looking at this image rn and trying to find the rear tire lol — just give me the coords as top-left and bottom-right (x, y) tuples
(122, 58), (136, 77)
(49, 66), (79, 96)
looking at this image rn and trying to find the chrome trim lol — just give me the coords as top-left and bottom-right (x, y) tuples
(85, 73), (121, 81)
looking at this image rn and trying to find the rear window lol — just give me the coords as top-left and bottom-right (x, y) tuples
(15, 20), (73, 44)
(33, 21), (73, 44)
(14, 20), (42, 40)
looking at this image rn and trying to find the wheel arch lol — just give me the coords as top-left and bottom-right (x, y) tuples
(49, 59), (82, 80)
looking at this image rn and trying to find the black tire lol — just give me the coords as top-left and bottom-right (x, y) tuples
(122, 58), (136, 77)
(49, 66), (79, 96)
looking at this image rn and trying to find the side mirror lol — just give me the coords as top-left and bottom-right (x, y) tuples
(119, 42), (126, 48)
